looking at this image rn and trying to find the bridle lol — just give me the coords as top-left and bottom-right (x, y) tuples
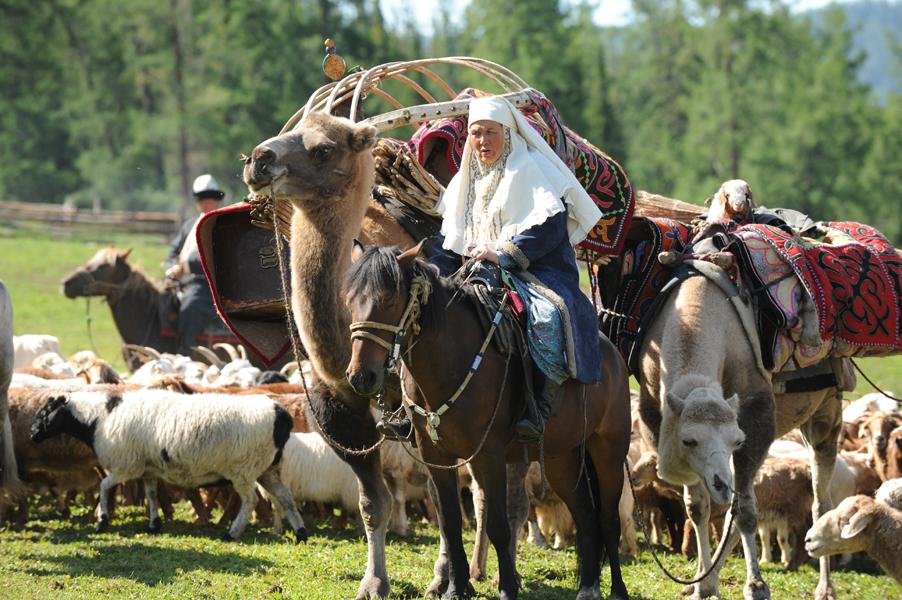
(348, 269), (509, 443)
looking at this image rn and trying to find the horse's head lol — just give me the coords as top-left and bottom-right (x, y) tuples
(659, 374), (744, 505)
(243, 111), (376, 206)
(62, 247), (133, 299)
(343, 241), (434, 397)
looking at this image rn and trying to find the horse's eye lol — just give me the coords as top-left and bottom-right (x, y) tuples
(682, 439), (698, 448)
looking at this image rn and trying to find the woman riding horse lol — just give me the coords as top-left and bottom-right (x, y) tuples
(378, 95), (603, 442)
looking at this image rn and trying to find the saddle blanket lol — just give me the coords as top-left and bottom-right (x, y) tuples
(407, 88), (635, 256)
(730, 221), (902, 371)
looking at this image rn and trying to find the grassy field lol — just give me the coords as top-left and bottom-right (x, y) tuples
(1, 227), (900, 598)
(0, 502), (897, 600)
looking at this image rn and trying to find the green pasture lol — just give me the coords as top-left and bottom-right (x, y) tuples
(0, 503), (896, 600)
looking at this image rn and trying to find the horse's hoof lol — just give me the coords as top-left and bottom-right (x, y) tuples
(293, 527), (308, 544)
(576, 584), (602, 600)
(426, 576), (447, 597)
(147, 518), (162, 534)
(354, 575), (390, 599)
(744, 580), (770, 600)
(441, 581), (475, 599)
(95, 515), (110, 533)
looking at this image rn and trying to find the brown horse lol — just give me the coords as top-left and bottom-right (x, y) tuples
(344, 244), (632, 600)
(61, 247), (241, 369)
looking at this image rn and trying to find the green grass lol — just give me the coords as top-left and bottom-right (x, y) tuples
(0, 502), (896, 599)
(0, 224), (170, 372)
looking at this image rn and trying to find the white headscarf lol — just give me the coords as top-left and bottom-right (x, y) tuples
(439, 96), (602, 255)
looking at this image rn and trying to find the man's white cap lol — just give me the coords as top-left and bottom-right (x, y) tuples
(192, 174), (224, 200)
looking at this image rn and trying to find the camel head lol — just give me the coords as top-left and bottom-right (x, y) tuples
(243, 111), (377, 206)
(658, 374), (745, 505)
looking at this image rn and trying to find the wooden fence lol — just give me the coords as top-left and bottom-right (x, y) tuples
(0, 201), (179, 237)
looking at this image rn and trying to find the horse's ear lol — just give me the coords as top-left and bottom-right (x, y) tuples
(351, 239), (365, 263)
(120, 247), (133, 261)
(396, 240), (427, 269)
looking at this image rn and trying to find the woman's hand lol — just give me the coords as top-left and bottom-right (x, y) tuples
(467, 244), (499, 265)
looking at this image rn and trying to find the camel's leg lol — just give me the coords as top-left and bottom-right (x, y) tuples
(471, 454), (519, 600)
(586, 435), (630, 600)
(144, 478), (162, 533)
(801, 392), (842, 600)
(544, 449), (602, 600)
(346, 453), (392, 600)
(425, 463), (474, 599)
(467, 465), (489, 582)
(257, 469), (308, 542)
(683, 482), (719, 599)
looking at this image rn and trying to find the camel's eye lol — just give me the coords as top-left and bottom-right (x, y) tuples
(682, 439), (698, 448)
(312, 145), (334, 161)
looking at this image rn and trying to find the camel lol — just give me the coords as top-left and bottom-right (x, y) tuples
(637, 267), (854, 600)
(244, 111), (408, 599)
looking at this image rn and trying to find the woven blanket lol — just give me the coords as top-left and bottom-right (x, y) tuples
(598, 217), (692, 364)
(407, 88), (634, 255)
(727, 221), (902, 370)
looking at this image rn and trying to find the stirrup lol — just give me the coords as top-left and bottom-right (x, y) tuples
(376, 417), (413, 442)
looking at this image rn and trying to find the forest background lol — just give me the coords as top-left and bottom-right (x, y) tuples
(1, 0), (900, 241)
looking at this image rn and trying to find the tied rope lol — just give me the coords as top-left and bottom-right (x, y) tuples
(271, 204), (385, 457)
(625, 462), (738, 586)
(850, 358), (902, 404)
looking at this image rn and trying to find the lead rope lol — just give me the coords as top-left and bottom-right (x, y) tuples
(271, 208), (385, 457)
(84, 298), (100, 356)
(850, 358), (902, 404)
(624, 463), (738, 586)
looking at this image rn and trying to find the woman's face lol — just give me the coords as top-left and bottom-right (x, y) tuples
(468, 120), (504, 165)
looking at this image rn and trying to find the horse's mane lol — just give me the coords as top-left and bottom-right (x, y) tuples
(344, 246), (448, 328)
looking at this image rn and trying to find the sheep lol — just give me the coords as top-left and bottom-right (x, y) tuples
(805, 494), (902, 583)
(754, 457), (814, 568)
(875, 478), (902, 511)
(260, 431), (360, 535)
(31, 352), (76, 377)
(29, 388), (307, 541)
(379, 439), (429, 537)
(12, 334), (60, 369)
(839, 450), (882, 497)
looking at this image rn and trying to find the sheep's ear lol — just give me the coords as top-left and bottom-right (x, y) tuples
(351, 239), (365, 263)
(840, 510), (872, 539)
(349, 124), (377, 152)
(665, 391), (684, 415)
(725, 393), (740, 412)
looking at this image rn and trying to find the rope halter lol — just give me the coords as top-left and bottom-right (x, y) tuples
(349, 273), (432, 372)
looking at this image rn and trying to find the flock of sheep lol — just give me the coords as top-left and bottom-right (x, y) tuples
(3, 332), (902, 587)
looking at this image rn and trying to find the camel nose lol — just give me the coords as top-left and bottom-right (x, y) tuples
(244, 147), (276, 188)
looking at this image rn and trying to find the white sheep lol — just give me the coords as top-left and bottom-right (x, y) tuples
(31, 352), (76, 377)
(29, 388), (307, 542)
(12, 334), (60, 369)
(262, 432), (361, 535)
(805, 494), (902, 583)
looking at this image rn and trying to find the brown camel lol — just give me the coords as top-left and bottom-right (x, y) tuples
(244, 111), (409, 599)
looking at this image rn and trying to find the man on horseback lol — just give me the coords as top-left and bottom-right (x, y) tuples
(165, 174), (225, 355)
(378, 95), (603, 442)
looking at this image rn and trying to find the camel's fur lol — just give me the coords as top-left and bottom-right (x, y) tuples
(638, 273), (850, 600)
(244, 111), (406, 600)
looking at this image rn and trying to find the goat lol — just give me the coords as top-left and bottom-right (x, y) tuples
(29, 388), (307, 541)
(859, 411), (902, 480)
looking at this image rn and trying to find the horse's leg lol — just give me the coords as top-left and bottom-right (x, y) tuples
(586, 435), (629, 600)
(425, 462), (474, 599)
(544, 449), (602, 600)
(467, 465), (489, 583)
(471, 455), (519, 600)
(801, 391), (842, 600)
(683, 482), (718, 599)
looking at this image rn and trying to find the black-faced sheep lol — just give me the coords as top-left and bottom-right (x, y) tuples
(29, 388), (307, 541)
(805, 494), (902, 583)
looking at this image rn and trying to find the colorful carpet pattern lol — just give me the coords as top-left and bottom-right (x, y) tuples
(407, 88), (634, 255)
(598, 217), (692, 364)
(731, 221), (902, 367)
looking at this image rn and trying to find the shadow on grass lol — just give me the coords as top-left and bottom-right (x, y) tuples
(23, 539), (273, 585)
